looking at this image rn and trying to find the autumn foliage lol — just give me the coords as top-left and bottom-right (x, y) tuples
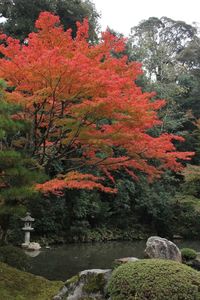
(0, 12), (194, 194)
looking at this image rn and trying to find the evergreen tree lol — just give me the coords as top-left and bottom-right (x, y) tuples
(0, 80), (46, 244)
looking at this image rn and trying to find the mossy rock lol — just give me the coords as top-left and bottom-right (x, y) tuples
(0, 262), (63, 300)
(55, 269), (111, 300)
(62, 274), (79, 297)
(108, 259), (200, 300)
(65, 274), (79, 287)
(82, 273), (106, 294)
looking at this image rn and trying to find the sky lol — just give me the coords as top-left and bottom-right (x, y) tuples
(92, 0), (200, 36)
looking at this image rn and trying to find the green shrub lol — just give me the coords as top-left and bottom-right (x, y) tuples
(108, 259), (200, 300)
(181, 248), (197, 261)
(0, 245), (30, 271)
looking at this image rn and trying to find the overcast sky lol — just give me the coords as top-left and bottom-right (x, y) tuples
(92, 0), (200, 36)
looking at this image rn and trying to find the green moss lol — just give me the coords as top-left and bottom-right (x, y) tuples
(65, 274), (79, 287)
(181, 248), (197, 261)
(112, 261), (120, 270)
(83, 273), (106, 294)
(108, 259), (200, 300)
(0, 262), (63, 300)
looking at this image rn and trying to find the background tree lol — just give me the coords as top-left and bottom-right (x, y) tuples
(177, 36), (200, 119)
(128, 17), (197, 134)
(129, 17), (196, 83)
(0, 0), (99, 42)
(173, 36), (200, 164)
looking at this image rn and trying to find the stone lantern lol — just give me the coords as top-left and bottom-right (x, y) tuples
(21, 212), (35, 247)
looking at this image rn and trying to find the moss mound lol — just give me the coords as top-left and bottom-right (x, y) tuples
(181, 248), (197, 261)
(0, 262), (63, 300)
(108, 259), (200, 300)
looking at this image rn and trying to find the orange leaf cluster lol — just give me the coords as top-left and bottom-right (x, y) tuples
(36, 171), (117, 195)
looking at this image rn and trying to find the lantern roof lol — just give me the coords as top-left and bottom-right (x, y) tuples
(21, 212), (35, 222)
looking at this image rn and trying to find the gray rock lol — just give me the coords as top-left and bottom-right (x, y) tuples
(144, 236), (182, 262)
(53, 269), (112, 300)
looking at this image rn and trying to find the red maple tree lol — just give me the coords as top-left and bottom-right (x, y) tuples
(0, 12), (194, 194)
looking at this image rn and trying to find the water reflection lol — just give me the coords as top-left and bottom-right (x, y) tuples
(25, 250), (41, 258)
(29, 240), (200, 281)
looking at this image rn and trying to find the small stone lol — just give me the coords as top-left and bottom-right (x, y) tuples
(79, 269), (111, 276)
(26, 242), (41, 251)
(114, 257), (139, 265)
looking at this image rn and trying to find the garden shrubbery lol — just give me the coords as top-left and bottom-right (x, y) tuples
(181, 248), (197, 261)
(108, 259), (200, 300)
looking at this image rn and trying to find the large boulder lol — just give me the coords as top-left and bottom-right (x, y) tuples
(53, 269), (111, 300)
(144, 236), (182, 262)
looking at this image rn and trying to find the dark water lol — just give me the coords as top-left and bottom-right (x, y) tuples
(29, 240), (200, 281)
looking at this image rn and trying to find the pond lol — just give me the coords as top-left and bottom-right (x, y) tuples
(28, 240), (200, 281)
